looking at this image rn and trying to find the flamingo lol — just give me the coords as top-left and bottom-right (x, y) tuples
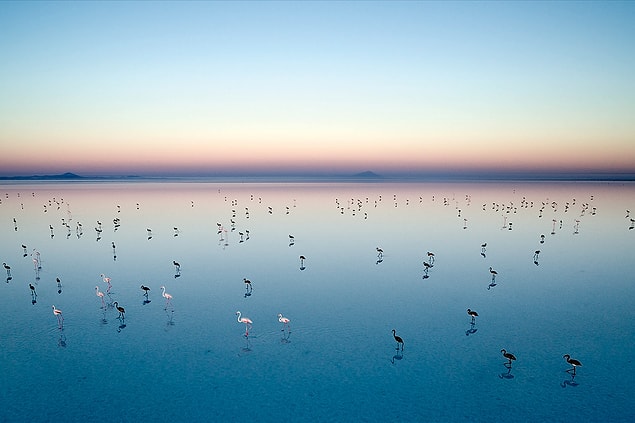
(489, 267), (498, 280)
(563, 354), (582, 375)
(52, 305), (63, 327)
(243, 278), (252, 290)
(140, 285), (151, 295)
(2, 262), (10, 276)
(236, 311), (252, 336)
(95, 286), (105, 307)
(501, 349), (516, 365)
(376, 247), (383, 258)
(100, 274), (112, 293)
(29, 283), (37, 296)
(113, 301), (125, 319)
(427, 251), (435, 264)
(278, 313), (291, 331)
(173, 261), (180, 272)
(161, 286), (172, 308)
(467, 308), (478, 323)
(299, 255), (306, 270)
(392, 329), (404, 350)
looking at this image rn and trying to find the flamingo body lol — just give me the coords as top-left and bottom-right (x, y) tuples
(563, 354), (582, 374)
(392, 329), (404, 350)
(236, 311), (253, 335)
(278, 313), (291, 331)
(501, 349), (516, 364)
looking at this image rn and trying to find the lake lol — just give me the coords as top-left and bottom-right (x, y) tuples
(1, 179), (634, 422)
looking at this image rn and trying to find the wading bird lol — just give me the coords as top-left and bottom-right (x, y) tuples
(563, 354), (582, 375)
(95, 286), (105, 307)
(236, 311), (252, 336)
(501, 349), (516, 366)
(278, 313), (291, 331)
(161, 286), (172, 308)
(392, 329), (404, 350)
(52, 305), (63, 327)
(113, 302), (125, 319)
(489, 267), (498, 281)
(467, 308), (478, 323)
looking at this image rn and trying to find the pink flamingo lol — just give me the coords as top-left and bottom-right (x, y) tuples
(95, 286), (105, 307)
(100, 273), (112, 293)
(278, 313), (291, 331)
(52, 305), (63, 328)
(236, 311), (252, 336)
(161, 286), (172, 308)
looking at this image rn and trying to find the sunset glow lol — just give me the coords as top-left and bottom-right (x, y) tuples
(1, 1), (634, 178)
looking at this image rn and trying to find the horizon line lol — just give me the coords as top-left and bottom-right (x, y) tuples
(1, 170), (635, 182)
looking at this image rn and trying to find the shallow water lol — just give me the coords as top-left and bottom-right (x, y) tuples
(1, 180), (634, 422)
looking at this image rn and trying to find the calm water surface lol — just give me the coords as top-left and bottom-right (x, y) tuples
(1, 180), (634, 422)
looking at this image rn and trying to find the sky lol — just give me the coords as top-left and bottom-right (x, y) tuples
(0, 0), (634, 178)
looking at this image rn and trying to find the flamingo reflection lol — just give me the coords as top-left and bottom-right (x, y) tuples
(465, 322), (477, 336)
(391, 349), (404, 364)
(561, 373), (580, 388)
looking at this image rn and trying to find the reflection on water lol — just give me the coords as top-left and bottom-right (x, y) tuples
(1, 180), (635, 421)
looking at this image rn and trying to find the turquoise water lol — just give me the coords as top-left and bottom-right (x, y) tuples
(1, 180), (634, 422)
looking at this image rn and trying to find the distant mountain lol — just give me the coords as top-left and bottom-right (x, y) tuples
(0, 172), (144, 180)
(0, 172), (84, 180)
(352, 171), (383, 179)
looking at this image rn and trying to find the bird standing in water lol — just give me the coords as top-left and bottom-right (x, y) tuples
(392, 329), (404, 350)
(236, 311), (252, 336)
(563, 354), (582, 375)
(161, 286), (173, 308)
(278, 313), (291, 331)
(501, 349), (516, 366)
(113, 302), (125, 319)
(467, 308), (478, 323)
(52, 305), (63, 328)
(95, 286), (105, 307)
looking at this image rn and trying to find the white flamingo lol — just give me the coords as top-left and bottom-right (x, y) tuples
(278, 313), (291, 331)
(52, 305), (63, 328)
(161, 286), (173, 308)
(95, 286), (105, 307)
(100, 273), (112, 293)
(236, 311), (252, 336)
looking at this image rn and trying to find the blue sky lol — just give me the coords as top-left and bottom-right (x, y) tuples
(1, 1), (634, 176)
